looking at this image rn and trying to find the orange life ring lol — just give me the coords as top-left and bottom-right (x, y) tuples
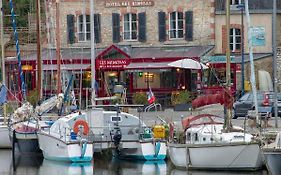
(73, 120), (89, 135)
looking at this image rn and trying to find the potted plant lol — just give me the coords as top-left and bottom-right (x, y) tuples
(132, 92), (148, 105)
(171, 90), (192, 111)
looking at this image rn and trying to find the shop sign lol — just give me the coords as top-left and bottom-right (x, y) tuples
(105, 0), (154, 7)
(96, 59), (130, 69)
(201, 56), (236, 63)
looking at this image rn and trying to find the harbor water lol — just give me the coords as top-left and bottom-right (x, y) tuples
(0, 150), (269, 175)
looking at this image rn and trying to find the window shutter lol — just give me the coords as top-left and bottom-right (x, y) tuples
(158, 12), (166, 42)
(67, 14), (75, 44)
(112, 13), (120, 43)
(138, 12), (146, 42)
(185, 11), (193, 41)
(94, 14), (101, 43)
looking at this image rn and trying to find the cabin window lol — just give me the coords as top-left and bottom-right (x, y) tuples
(169, 12), (184, 39)
(203, 137), (206, 141)
(77, 14), (91, 41)
(194, 133), (198, 141)
(111, 116), (122, 122)
(123, 13), (138, 41)
(231, 0), (242, 5)
(186, 132), (191, 141)
(210, 137), (214, 141)
(230, 28), (241, 52)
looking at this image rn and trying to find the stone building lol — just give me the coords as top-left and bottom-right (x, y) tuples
(214, 0), (281, 95)
(6, 0), (217, 106)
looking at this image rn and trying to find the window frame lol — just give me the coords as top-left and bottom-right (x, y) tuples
(169, 11), (184, 40)
(123, 13), (138, 41)
(230, 28), (241, 52)
(77, 14), (91, 42)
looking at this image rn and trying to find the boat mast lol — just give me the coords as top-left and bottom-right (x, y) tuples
(9, 0), (27, 102)
(273, 0), (278, 128)
(55, 0), (61, 94)
(90, 0), (96, 107)
(0, 0), (7, 124)
(244, 0), (259, 125)
(225, 0), (232, 132)
(36, 0), (42, 100)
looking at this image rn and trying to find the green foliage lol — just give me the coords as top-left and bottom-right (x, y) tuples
(132, 92), (148, 105)
(26, 88), (38, 107)
(3, 0), (36, 28)
(171, 90), (192, 105)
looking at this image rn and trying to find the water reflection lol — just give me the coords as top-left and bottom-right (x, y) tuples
(0, 150), (269, 175)
(93, 157), (167, 175)
(39, 159), (93, 175)
(169, 168), (267, 175)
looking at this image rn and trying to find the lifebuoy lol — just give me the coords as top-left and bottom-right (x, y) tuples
(73, 120), (89, 135)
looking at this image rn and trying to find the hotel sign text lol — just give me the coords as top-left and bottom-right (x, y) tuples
(105, 0), (154, 7)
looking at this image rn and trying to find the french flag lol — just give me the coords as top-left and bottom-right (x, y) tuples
(147, 88), (156, 104)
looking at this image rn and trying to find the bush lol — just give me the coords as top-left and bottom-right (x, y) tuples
(132, 92), (148, 105)
(26, 89), (39, 107)
(171, 90), (192, 105)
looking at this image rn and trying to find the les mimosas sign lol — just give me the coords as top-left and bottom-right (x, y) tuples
(96, 59), (130, 69)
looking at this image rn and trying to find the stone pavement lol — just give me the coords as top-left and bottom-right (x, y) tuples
(127, 104), (281, 134)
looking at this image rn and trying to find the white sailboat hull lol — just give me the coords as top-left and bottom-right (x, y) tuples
(118, 141), (166, 161)
(38, 132), (93, 162)
(0, 125), (11, 148)
(168, 142), (262, 170)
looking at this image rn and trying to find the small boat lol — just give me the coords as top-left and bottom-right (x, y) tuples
(262, 132), (281, 175)
(168, 114), (262, 170)
(87, 106), (167, 161)
(114, 126), (167, 161)
(37, 111), (93, 162)
(8, 102), (42, 153)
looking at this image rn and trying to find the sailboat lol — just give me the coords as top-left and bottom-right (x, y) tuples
(168, 0), (262, 170)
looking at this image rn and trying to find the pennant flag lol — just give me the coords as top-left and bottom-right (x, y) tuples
(147, 88), (156, 104)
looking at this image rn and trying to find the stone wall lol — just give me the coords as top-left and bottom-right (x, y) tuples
(48, 0), (215, 48)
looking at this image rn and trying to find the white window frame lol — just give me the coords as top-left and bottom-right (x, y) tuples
(230, 28), (241, 52)
(123, 13), (138, 41)
(77, 14), (91, 42)
(169, 11), (184, 40)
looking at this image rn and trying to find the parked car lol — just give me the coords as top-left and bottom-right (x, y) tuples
(233, 91), (281, 119)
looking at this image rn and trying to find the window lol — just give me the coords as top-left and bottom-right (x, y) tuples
(111, 116), (122, 122)
(230, 28), (241, 52)
(123, 13), (137, 41)
(231, 0), (242, 5)
(77, 14), (90, 41)
(169, 12), (184, 39)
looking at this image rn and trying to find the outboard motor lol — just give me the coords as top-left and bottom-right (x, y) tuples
(113, 127), (122, 147)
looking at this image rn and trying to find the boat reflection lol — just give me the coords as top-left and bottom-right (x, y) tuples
(169, 167), (266, 175)
(93, 157), (167, 175)
(10, 151), (43, 175)
(39, 159), (93, 175)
